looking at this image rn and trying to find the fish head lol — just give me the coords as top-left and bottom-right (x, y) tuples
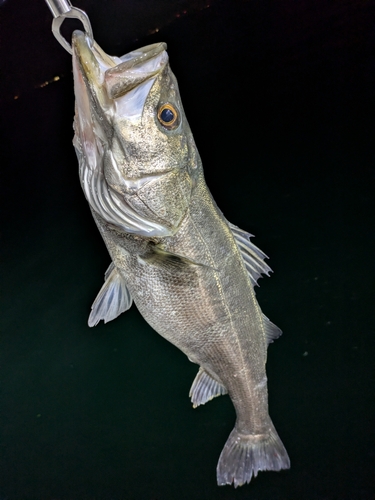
(72, 31), (200, 237)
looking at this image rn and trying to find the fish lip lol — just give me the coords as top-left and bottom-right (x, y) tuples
(106, 42), (168, 74)
(72, 30), (116, 85)
(72, 30), (168, 95)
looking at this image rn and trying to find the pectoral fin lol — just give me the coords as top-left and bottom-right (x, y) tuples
(139, 245), (212, 273)
(88, 263), (132, 327)
(189, 367), (228, 408)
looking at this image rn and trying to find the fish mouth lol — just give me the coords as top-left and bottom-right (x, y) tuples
(72, 31), (168, 101)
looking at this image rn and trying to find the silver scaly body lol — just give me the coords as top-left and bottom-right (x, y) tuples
(72, 31), (290, 487)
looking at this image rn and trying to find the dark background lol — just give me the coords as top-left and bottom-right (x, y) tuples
(1, 0), (375, 499)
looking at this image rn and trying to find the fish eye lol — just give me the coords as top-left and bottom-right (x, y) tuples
(157, 103), (178, 129)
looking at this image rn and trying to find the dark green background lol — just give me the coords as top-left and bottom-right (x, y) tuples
(1, 0), (374, 498)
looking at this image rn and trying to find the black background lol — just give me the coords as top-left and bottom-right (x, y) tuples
(1, 0), (375, 499)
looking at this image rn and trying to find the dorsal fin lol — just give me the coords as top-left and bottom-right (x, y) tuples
(88, 263), (132, 327)
(227, 221), (272, 286)
(262, 313), (282, 345)
(228, 221), (282, 344)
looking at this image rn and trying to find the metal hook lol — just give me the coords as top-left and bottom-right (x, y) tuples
(45, 0), (93, 54)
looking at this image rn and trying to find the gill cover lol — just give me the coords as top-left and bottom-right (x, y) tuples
(72, 31), (196, 236)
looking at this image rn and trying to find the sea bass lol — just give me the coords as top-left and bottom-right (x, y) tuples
(71, 31), (290, 487)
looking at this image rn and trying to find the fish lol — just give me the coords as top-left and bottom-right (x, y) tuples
(71, 30), (290, 487)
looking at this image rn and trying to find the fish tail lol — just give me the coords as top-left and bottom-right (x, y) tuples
(216, 421), (290, 487)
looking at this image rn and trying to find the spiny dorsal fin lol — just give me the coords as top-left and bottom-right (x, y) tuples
(189, 367), (228, 408)
(227, 221), (272, 287)
(88, 263), (132, 327)
(262, 313), (282, 344)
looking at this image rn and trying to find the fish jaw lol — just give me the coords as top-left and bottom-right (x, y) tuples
(72, 31), (199, 235)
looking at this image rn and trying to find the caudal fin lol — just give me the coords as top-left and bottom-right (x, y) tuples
(217, 422), (290, 487)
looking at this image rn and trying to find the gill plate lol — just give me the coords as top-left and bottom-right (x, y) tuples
(73, 135), (173, 237)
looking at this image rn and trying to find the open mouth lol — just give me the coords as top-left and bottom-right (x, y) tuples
(72, 31), (168, 99)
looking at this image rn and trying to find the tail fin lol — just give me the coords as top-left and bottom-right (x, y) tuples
(217, 422), (290, 487)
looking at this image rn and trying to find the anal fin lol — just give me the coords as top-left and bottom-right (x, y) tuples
(139, 245), (212, 273)
(88, 262), (132, 327)
(189, 367), (228, 408)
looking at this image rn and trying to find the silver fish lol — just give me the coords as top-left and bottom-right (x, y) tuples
(71, 31), (290, 487)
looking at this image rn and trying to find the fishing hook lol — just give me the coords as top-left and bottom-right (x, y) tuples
(45, 0), (93, 54)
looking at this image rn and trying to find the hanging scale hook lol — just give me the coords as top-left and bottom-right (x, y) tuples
(45, 0), (93, 54)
